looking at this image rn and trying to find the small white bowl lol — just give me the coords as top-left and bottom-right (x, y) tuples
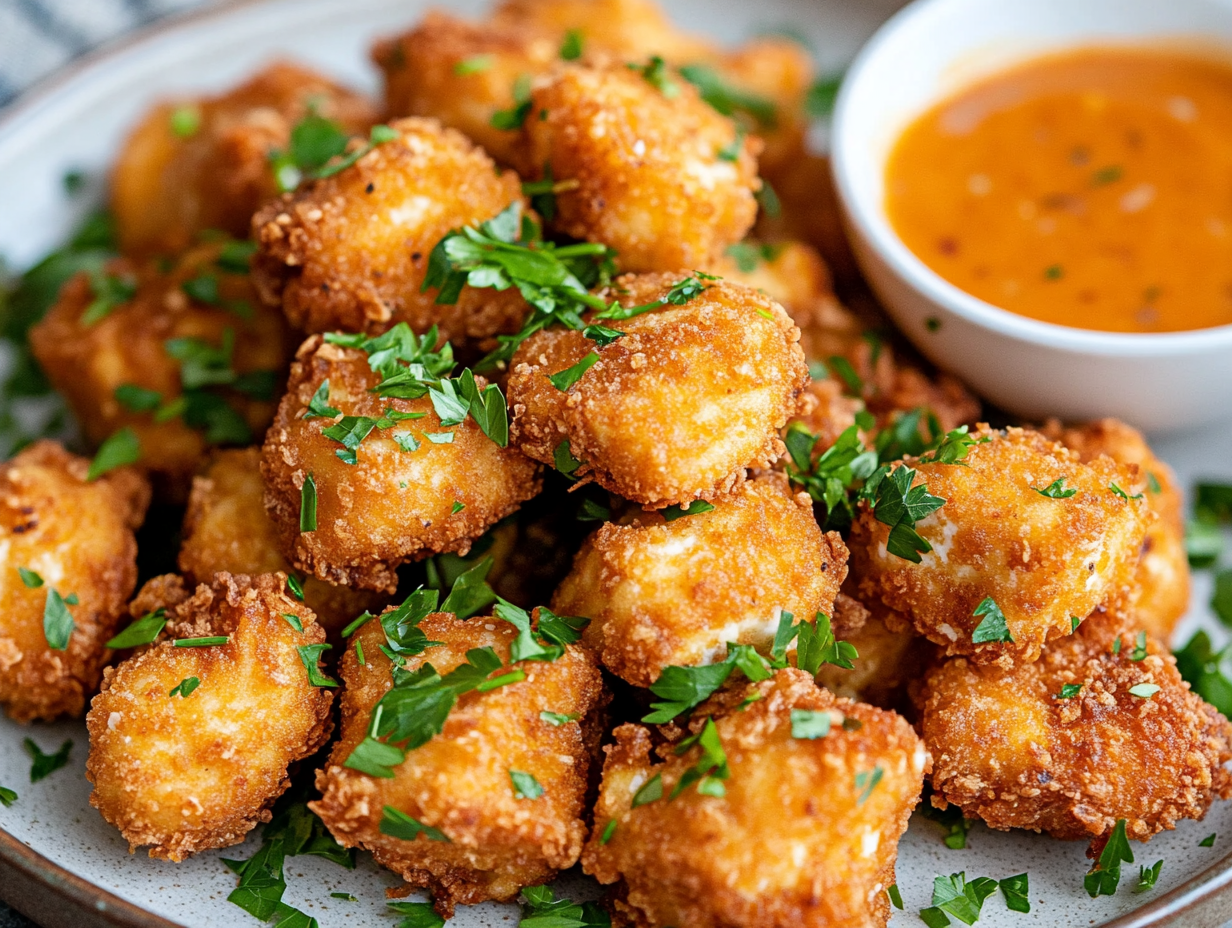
(831, 0), (1232, 435)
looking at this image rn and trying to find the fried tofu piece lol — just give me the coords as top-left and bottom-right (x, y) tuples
(179, 448), (386, 637)
(582, 669), (928, 928)
(0, 442), (149, 722)
(552, 473), (847, 686)
(916, 611), (1232, 843)
(517, 64), (760, 273)
(311, 610), (607, 915)
(1043, 418), (1189, 644)
(112, 61), (376, 256)
(251, 116), (528, 344)
(850, 426), (1152, 665)
(508, 273), (806, 508)
(30, 244), (293, 501)
(262, 335), (541, 592)
(85, 572), (334, 860)
(814, 596), (926, 711)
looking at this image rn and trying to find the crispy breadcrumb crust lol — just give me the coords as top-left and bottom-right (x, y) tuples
(262, 336), (542, 592)
(85, 572), (334, 860)
(508, 273), (807, 508)
(916, 611), (1232, 843)
(311, 611), (607, 916)
(582, 669), (928, 928)
(516, 64), (760, 273)
(179, 448), (387, 637)
(29, 244), (293, 502)
(0, 442), (149, 723)
(552, 473), (847, 687)
(1042, 418), (1189, 644)
(250, 116), (528, 344)
(850, 426), (1152, 666)
(111, 61), (376, 256)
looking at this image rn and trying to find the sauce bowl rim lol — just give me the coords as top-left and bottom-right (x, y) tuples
(830, 0), (1232, 357)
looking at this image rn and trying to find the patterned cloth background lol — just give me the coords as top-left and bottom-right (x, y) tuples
(1, 10), (214, 928)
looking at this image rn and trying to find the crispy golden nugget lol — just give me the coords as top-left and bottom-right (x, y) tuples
(517, 64), (760, 273)
(251, 117), (528, 343)
(30, 244), (292, 501)
(85, 572), (333, 861)
(508, 273), (807, 508)
(0, 442), (148, 723)
(112, 61), (376, 256)
(850, 426), (1153, 666)
(582, 669), (928, 928)
(311, 610), (607, 916)
(916, 612), (1232, 843)
(262, 336), (541, 592)
(179, 448), (386, 636)
(372, 12), (560, 167)
(490, 0), (715, 62)
(814, 595), (926, 711)
(1043, 418), (1189, 643)
(552, 474), (847, 687)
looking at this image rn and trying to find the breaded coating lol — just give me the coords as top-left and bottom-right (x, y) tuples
(179, 448), (386, 636)
(111, 61), (376, 256)
(814, 595), (926, 711)
(0, 442), (149, 723)
(508, 273), (807, 508)
(85, 572), (334, 860)
(850, 426), (1152, 665)
(517, 64), (760, 273)
(312, 610), (607, 916)
(251, 116), (528, 343)
(916, 612), (1232, 843)
(262, 336), (541, 592)
(582, 669), (928, 928)
(30, 244), (292, 501)
(1043, 418), (1189, 643)
(552, 473), (847, 687)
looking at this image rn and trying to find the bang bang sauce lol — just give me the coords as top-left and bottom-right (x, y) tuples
(884, 46), (1232, 333)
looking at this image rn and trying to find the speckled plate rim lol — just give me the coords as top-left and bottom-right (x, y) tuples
(1, 1), (1232, 926)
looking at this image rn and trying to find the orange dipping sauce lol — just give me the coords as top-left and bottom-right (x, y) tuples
(885, 46), (1232, 333)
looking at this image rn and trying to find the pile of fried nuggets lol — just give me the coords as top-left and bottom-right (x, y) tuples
(1, 1), (1228, 925)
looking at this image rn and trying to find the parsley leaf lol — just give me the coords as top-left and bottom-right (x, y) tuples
(631, 56), (679, 97)
(790, 709), (831, 740)
(17, 567), (42, 588)
(540, 711), (579, 726)
(1134, 860), (1163, 893)
(670, 717), (729, 798)
(861, 463), (945, 563)
(24, 738), (72, 782)
(380, 806), (450, 842)
(642, 661), (734, 723)
(660, 500), (716, 521)
(970, 597), (1013, 644)
(492, 75), (533, 130)
(560, 29), (584, 60)
(999, 873), (1030, 912)
(1201, 833), (1217, 847)
(1085, 819), (1133, 897)
(631, 773), (663, 807)
(302, 380), (339, 420)
(855, 765), (884, 805)
(920, 802), (972, 850)
(1034, 478), (1077, 499)
(88, 427), (141, 480)
(519, 885), (610, 928)
(678, 63), (776, 127)
(81, 269), (137, 325)
(299, 473), (317, 532)
(174, 636), (228, 647)
(510, 769), (544, 799)
(1175, 631), (1232, 716)
(554, 440), (583, 477)
(783, 423), (879, 531)
(388, 901), (445, 928)
(169, 676), (200, 698)
(548, 351), (600, 391)
(297, 644), (337, 687)
(454, 55), (494, 76)
(0, 786), (15, 807)
(439, 556), (498, 619)
(1128, 682), (1160, 698)
(923, 872), (998, 926)
(795, 611), (858, 673)
(1110, 482), (1144, 501)
(1130, 630), (1149, 661)
(114, 383), (162, 412)
(42, 587), (75, 650)
(106, 608), (167, 648)
(1056, 683), (1083, 699)
(805, 73), (843, 118)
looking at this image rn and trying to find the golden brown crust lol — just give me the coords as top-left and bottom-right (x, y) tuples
(85, 572), (334, 860)
(916, 611), (1232, 842)
(850, 425), (1153, 665)
(179, 448), (387, 637)
(1042, 418), (1189, 644)
(311, 610), (607, 916)
(262, 336), (542, 591)
(0, 442), (149, 722)
(552, 473), (847, 686)
(250, 116), (529, 344)
(111, 61), (376, 257)
(582, 669), (928, 928)
(508, 273), (807, 508)
(29, 244), (293, 502)
(517, 64), (760, 273)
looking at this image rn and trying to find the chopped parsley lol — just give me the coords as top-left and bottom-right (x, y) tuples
(1056, 683), (1083, 699)
(887, 884), (904, 910)
(510, 769), (544, 800)
(24, 738), (72, 782)
(1128, 682), (1160, 698)
(970, 597), (1013, 644)
(330, 893), (357, 902)
(388, 901), (444, 928)
(451, 500), (465, 514)
(0, 787), (15, 807)
(299, 473), (317, 532)
(114, 383), (162, 412)
(789, 708), (831, 740)
(297, 644), (337, 687)
(1085, 819), (1133, 897)
(1034, 478), (1077, 499)
(861, 462), (946, 563)
(631, 773), (663, 807)
(454, 54), (494, 75)
(491, 74), (533, 130)
(716, 126), (746, 162)
(308, 123), (398, 182)
(281, 613), (304, 632)
(42, 587), (76, 651)
(920, 871), (998, 926)
(1134, 860), (1163, 893)
(600, 819), (617, 844)
(1201, 833), (1217, 847)
(17, 567), (42, 588)
(631, 56), (679, 98)
(660, 500), (715, 521)
(286, 575), (305, 600)
(804, 73), (843, 118)
(106, 608), (167, 648)
(724, 240), (783, 272)
(999, 873), (1030, 912)
(783, 423), (879, 531)
(495, 599), (588, 662)
(380, 806), (450, 842)
(169, 676), (200, 698)
(1130, 630), (1149, 661)
(169, 104), (201, 138)
(438, 557), (498, 619)
(577, 498), (611, 522)
(88, 427), (141, 480)
(854, 765), (884, 805)
(1213, 568), (1232, 628)
(540, 711), (579, 726)
(920, 802), (972, 849)
(174, 636), (229, 647)
(559, 29), (584, 60)
(548, 351), (600, 391)
(1110, 482), (1144, 501)
(678, 63), (776, 127)
(670, 717), (729, 799)
(302, 379), (340, 420)
(1092, 165), (1124, 186)
(554, 440), (583, 477)
(1044, 264), (1064, 281)
(518, 885), (610, 928)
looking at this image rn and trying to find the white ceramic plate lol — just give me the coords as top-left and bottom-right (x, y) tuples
(1, 1), (1231, 926)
